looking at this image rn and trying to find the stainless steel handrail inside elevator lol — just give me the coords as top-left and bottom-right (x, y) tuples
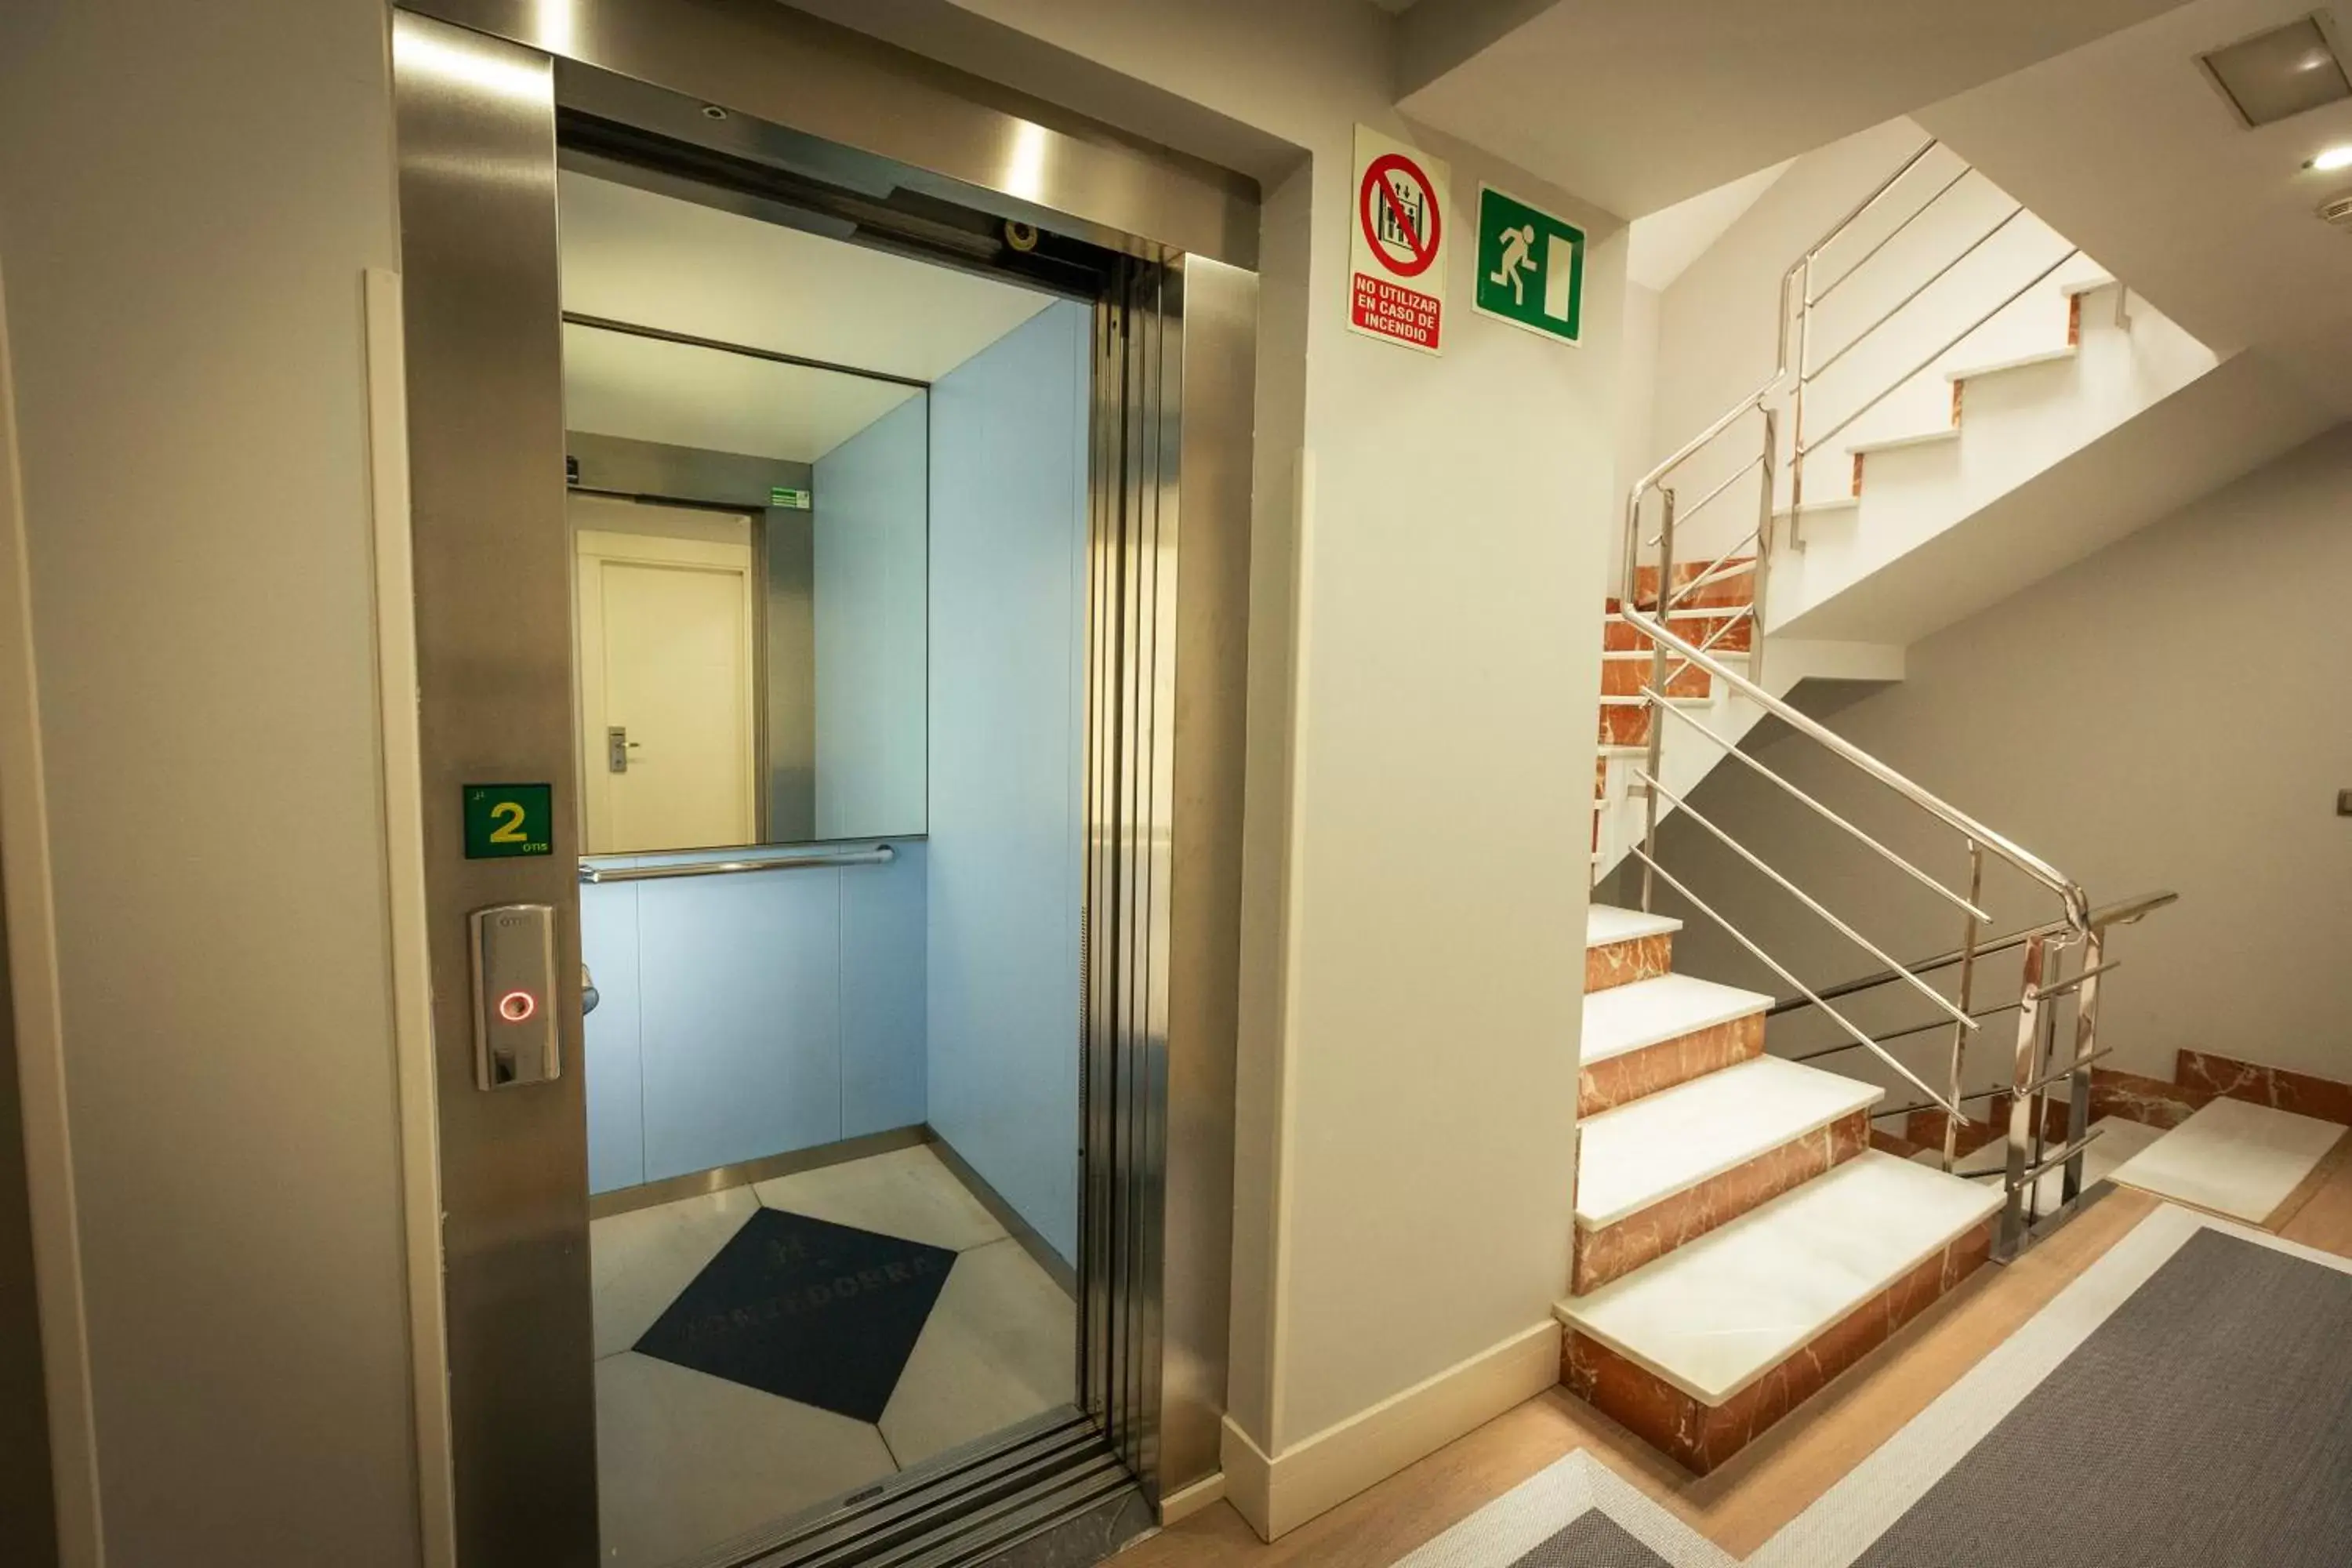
(579, 844), (896, 883)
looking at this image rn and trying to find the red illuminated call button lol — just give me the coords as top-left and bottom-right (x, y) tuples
(497, 989), (538, 1023)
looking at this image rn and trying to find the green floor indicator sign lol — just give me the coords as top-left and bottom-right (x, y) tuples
(463, 782), (554, 858)
(1474, 185), (1584, 344)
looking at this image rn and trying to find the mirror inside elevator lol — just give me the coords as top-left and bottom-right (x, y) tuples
(559, 164), (1091, 1568)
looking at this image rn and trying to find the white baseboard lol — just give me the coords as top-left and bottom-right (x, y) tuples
(1156, 1469), (1229, 1526)
(1219, 1319), (1562, 1541)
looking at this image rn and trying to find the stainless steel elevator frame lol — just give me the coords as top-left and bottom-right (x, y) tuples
(391, 2), (1256, 1562)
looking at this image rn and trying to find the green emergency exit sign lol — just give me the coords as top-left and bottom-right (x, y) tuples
(1474, 185), (1584, 345)
(463, 782), (554, 858)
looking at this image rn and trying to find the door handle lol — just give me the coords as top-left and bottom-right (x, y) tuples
(606, 725), (641, 773)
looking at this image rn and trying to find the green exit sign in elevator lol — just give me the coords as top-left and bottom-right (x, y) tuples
(463, 782), (554, 858)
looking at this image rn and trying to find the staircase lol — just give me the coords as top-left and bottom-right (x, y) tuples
(1563, 139), (2185, 1474)
(1561, 904), (1999, 1472)
(1593, 139), (2227, 882)
(1567, 560), (2003, 1475)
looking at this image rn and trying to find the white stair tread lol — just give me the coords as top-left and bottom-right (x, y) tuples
(2103, 1098), (2345, 1221)
(1581, 974), (1772, 1067)
(2058, 273), (2118, 297)
(1599, 695), (1712, 708)
(1944, 345), (2076, 382)
(1773, 497), (1859, 520)
(1577, 1055), (1884, 1229)
(1602, 648), (1748, 661)
(1557, 1151), (2001, 1406)
(1848, 427), (1959, 456)
(1586, 905), (1680, 949)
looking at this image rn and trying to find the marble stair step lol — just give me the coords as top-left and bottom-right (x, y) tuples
(1597, 695), (1711, 746)
(1585, 906), (1679, 950)
(1558, 1149), (2002, 1408)
(1578, 971), (1773, 1114)
(1577, 1055), (1884, 1230)
(1581, 973), (1773, 1069)
(1602, 612), (1754, 654)
(1600, 652), (1714, 699)
(1584, 905), (1681, 996)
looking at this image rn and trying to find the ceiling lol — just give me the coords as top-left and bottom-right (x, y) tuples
(1919, 0), (2352, 417)
(557, 171), (1054, 461)
(1396, 0), (2194, 217)
(1627, 160), (1791, 291)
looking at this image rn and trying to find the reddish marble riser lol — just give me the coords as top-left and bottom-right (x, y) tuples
(1869, 1125), (1931, 1160)
(1581, 1014), (1764, 1118)
(1904, 1109), (2002, 1157)
(1586, 934), (1671, 995)
(1593, 757), (1608, 800)
(1563, 1220), (1993, 1474)
(1992, 1062), (2217, 1142)
(1601, 659), (1711, 699)
(2089, 1067), (2212, 1130)
(2177, 1050), (2352, 1127)
(1628, 561), (1757, 612)
(1602, 615), (1754, 654)
(1599, 704), (1652, 746)
(1573, 1110), (1870, 1294)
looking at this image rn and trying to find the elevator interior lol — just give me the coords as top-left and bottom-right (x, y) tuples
(557, 163), (1094, 1566)
(391, 8), (1258, 1563)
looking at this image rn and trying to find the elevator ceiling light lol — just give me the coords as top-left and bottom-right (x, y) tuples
(2310, 144), (2352, 171)
(2199, 16), (2351, 127)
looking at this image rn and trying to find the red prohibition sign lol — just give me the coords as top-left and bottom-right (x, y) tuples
(1359, 153), (1441, 279)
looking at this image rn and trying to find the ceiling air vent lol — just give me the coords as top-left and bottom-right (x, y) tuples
(2319, 190), (2352, 229)
(2198, 13), (2352, 126)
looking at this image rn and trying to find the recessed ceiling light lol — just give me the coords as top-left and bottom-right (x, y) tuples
(2199, 16), (2352, 127)
(2310, 144), (2352, 172)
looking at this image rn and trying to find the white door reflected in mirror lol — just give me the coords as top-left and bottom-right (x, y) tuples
(575, 510), (758, 854)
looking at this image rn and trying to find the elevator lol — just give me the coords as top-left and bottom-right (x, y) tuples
(387, 2), (1258, 1563)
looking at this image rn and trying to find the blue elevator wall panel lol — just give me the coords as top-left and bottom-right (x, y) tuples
(635, 866), (844, 1181)
(926, 299), (1089, 1266)
(579, 876), (645, 1194)
(813, 396), (929, 840)
(840, 840), (927, 1138)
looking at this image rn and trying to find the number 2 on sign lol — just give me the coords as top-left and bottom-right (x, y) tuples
(488, 801), (528, 844)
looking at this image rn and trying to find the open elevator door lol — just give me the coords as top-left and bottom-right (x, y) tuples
(390, 3), (1258, 1563)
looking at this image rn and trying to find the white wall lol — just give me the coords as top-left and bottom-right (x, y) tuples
(925, 302), (1090, 1267)
(844, 0), (1621, 1529)
(1643, 427), (2352, 1096)
(0, 2), (421, 1564)
(814, 397), (931, 840)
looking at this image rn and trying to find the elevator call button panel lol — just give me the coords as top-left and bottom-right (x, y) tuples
(470, 902), (561, 1091)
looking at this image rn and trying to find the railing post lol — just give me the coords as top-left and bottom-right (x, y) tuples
(1786, 256), (1813, 554)
(1998, 934), (2050, 1261)
(1751, 406), (1777, 689)
(1639, 488), (1675, 914)
(2060, 927), (2103, 1207)
(1941, 840), (1983, 1174)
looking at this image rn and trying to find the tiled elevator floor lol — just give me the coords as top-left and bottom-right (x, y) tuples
(591, 1144), (1076, 1568)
